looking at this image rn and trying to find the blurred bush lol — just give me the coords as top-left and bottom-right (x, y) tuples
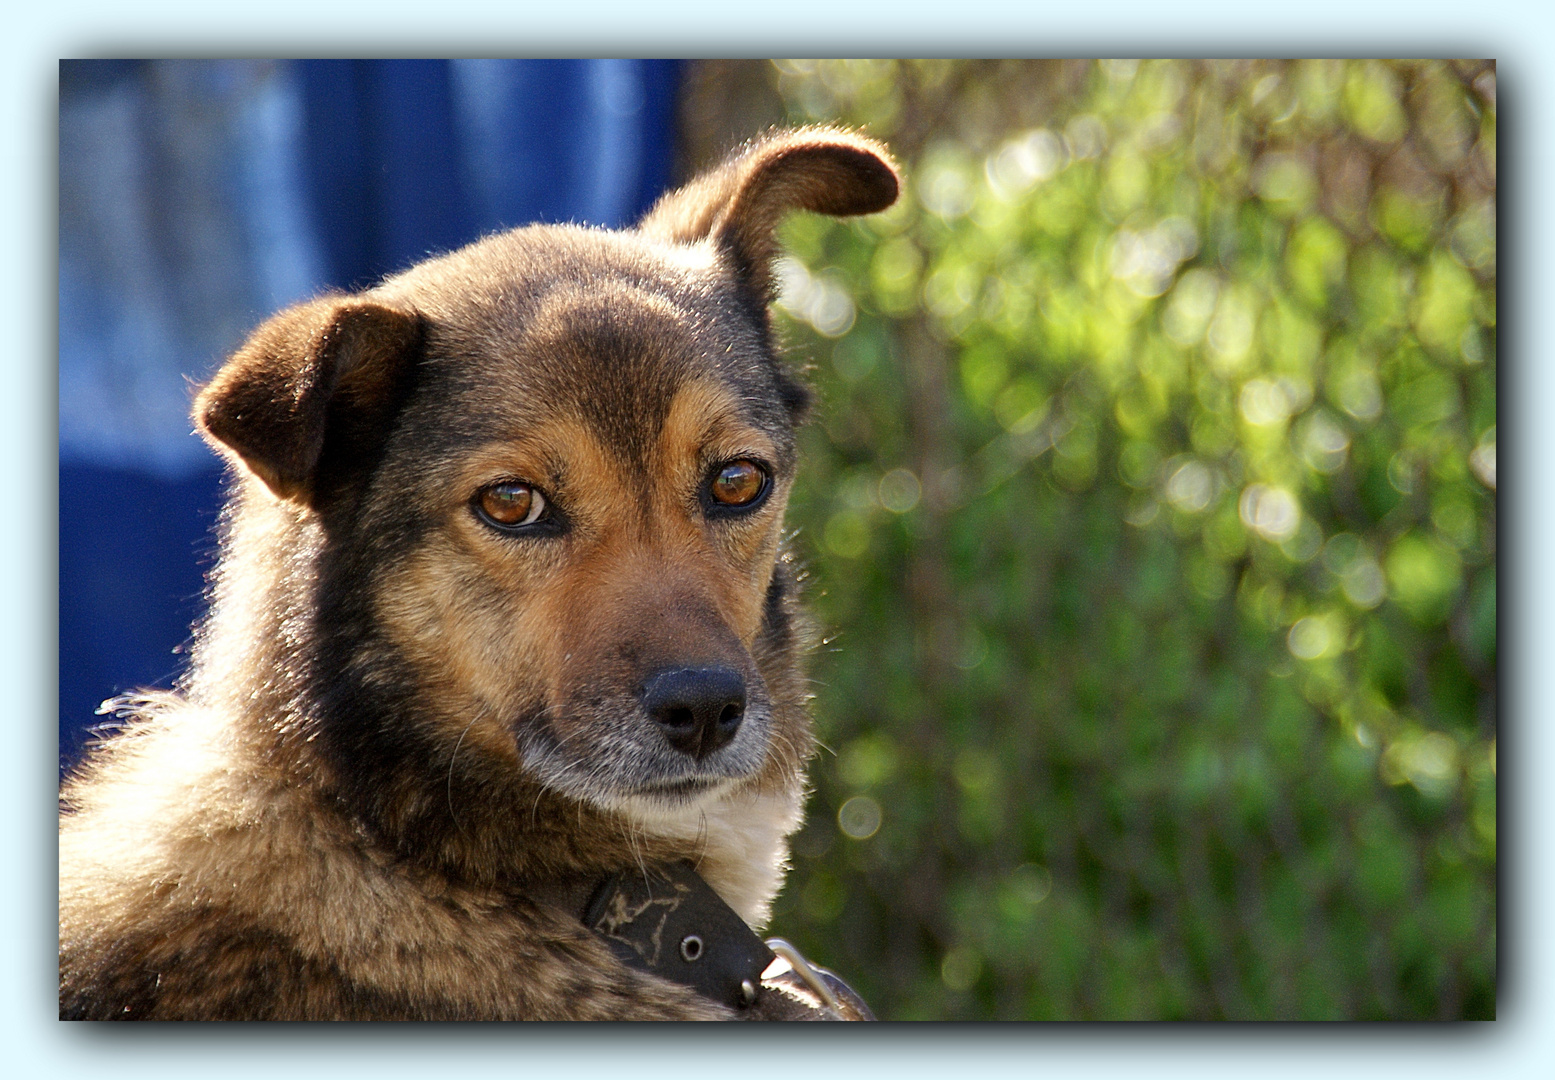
(700, 59), (1495, 1020)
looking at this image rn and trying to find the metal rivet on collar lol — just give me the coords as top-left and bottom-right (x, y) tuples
(739, 979), (757, 1007)
(679, 934), (704, 962)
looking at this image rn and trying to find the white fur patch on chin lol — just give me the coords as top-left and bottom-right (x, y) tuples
(620, 785), (805, 930)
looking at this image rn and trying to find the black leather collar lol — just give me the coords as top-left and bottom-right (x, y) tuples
(535, 861), (873, 1020)
(582, 862), (775, 1012)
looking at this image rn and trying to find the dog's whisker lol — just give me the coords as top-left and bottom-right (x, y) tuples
(445, 710), (485, 835)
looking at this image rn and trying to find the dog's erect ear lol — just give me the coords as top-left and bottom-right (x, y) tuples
(638, 127), (899, 301)
(194, 295), (423, 505)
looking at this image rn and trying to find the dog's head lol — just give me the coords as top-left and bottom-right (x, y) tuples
(193, 129), (898, 831)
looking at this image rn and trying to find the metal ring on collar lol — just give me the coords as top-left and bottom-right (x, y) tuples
(763, 937), (842, 1014)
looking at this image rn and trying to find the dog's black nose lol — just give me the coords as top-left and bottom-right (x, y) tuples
(641, 667), (746, 760)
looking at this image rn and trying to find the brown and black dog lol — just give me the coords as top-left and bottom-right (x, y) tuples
(58, 128), (898, 1020)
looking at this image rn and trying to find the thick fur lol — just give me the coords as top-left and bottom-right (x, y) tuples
(59, 128), (898, 1020)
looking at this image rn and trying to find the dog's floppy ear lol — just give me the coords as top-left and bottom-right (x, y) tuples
(194, 295), (422, 505)
(638, 126), (899, 301)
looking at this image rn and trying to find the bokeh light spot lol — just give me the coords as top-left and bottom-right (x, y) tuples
(838, 796), (883, 840)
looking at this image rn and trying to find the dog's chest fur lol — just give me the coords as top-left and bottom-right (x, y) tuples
(59, 128), (897, 1020)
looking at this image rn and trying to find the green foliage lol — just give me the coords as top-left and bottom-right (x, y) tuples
(763, 59), (1496, 1020)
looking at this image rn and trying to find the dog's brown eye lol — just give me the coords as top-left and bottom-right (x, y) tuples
(476, 482), (546, 528)
(710, 460), (767, 508)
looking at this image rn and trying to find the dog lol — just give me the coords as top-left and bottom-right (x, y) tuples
(58, 127), (898, 1020)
